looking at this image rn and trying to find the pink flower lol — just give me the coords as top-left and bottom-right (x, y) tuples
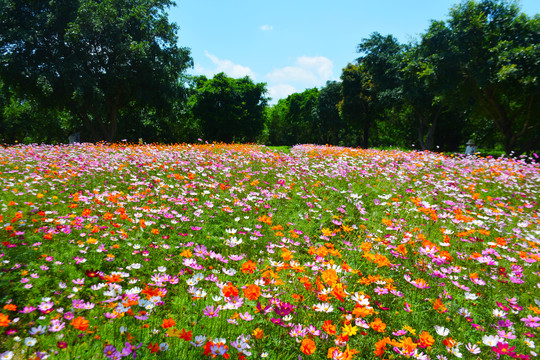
(521, 315), (540, 328)
(203, 305), (220, 318)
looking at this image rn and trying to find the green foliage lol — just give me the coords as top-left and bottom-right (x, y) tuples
(190, 73), (268, 143)
(0, 0), (192, 142)
(443, 0), (540, 154)
(266, 87), (340, 146)
(0, 81), (73, 144)
(339, 63), (376, 148)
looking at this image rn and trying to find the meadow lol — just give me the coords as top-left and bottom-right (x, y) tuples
(0, 143), (539, 360)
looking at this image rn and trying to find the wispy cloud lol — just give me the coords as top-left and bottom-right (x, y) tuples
(265, 56), (334, 103)
(260, 24), (274, 31)
(194, 51), (256, 79)
(267, 84), (297, 101)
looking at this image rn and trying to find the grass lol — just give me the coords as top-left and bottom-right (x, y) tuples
(0, 143), (539, 360)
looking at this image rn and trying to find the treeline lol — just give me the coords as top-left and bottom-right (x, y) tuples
(266, 0), (540, 155)
(1, 0), (539, 155)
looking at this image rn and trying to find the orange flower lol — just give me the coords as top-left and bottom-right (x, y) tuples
(0, 313), (11, 327)
(3, 304), (16, 311)
(180, 249), (192, 257)
(161, 317), (175, 329)
(331, 284), (348, 302)
(352, 305), (373, 318)
(433, 298), (447, 313)
(300, 338), (316, 355)
(322, 320), (336, 336)
(151, 228), (159, 235)
(374, 337), (391, 357)
(316, 246), (329, 257)
(241, 260), (257, 274)
(252, 327), (264, 339)
(281, 248), (293, 261)
(400, 337), (418, 354)
(71, 316), (89, 331)
(103, 274), (123, 283)
(370, 318), (386, 333)
(321, 269), (338, 287)
(222, 282), (239, 298)
(339, 344), (360, 360)
(243, 284), (261, 301)
(141, 285), (161, 299)
(419, 331), (435, 348)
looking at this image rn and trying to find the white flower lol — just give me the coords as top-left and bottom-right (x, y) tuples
(449, 346), (463, 358)
(464, 292), (479, 300)
(465, 343), (481, 354)
(24, 337), (37, 347)
(313, 303), (334, 313)
(482, 335), (502, 347)
(0, 351), (14, 360)
(524, 339), (535, 348)
(157, 266), (166, 273)
(434, 325), (450, 336)
(351, 292), (370, 306)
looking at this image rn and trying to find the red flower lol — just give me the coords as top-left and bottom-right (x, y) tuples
(85, 269), (100, 278)
(147, 342), (160, 353)
(179, 329), (192, 341)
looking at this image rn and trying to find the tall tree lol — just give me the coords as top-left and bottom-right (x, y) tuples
(445, 0), (540, 154)
(400, 22), (459, 151)
(190, 73), (268, 143)
(339, 63), (376, 148)
(0, 0), (192, 141)
(317, 81), (344, 145)
(342, 33), (403, 148)
(285, 88), (320, 145)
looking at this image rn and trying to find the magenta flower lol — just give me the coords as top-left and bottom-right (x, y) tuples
(491, 342), (516, 357)
(103, 345), (120, 359)
(521, 315), (540, 328)
(203, 305), (220, 318)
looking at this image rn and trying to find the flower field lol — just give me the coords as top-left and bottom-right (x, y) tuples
(0, 143), (539, 360)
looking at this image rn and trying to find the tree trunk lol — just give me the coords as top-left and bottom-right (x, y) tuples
(362, 119), (370, 148)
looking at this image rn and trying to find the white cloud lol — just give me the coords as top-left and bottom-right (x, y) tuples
(265, 56), (335, 103)
(297, 56), (333, 80)
(194, 51), (256, 79)
(266, 66), (318, 85)
(268, 84), (297, 101)
(260, 24), (274, 31)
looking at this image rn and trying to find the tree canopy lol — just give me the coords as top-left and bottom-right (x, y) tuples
(0, 0), (192, 141)
(190, 73), (268, 143)
(0, 0), (538, 156)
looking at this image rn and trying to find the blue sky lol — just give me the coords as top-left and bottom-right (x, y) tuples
(168, 0), (540, 103)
